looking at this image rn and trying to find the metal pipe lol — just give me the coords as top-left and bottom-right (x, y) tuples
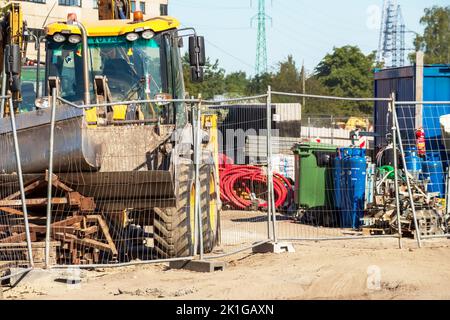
(391, 94), (403, 249)
(58, 97), (201, 109)
(393, 100), (422, 248)
(395, 101), (450, 105)
(195, 101), (204, 260)
(267, 86), (278, 242)
(0, 268), (32, 283)
(50, 256), (195, 269)
(331, 115), (334, 145)
(192, 103), (199, 257)
(9, 97), (34, 267)
(421, 234), (450, 240)
(271, 91), (392, 102)
(203, 240), (272, 260)
(74, 21), (90, 105)
(278, 235), (401, 241)
(0, 57), (7, 118)
(44, 88), (57, 268)
(308, 117), (311, 139)
(35, 36), (44, 99)
(203, 94), (269, 104)
(265, 87), (273, 240)
(446, 167), (450, 216)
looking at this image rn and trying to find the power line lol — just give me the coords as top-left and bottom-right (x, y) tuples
(179, 22), (255, 71)
(205, 39), (256, 70)
(170, 0), (249, 10)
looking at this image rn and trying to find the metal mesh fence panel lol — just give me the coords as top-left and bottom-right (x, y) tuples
(5, 90), (447, 272)
(395, 101), (450, 242)
(0, 97), (34, 284)
(28, 96), (201, 267)
(202, 95), (274, 258)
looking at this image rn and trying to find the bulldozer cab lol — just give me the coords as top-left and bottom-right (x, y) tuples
(44, 16), (190, 126)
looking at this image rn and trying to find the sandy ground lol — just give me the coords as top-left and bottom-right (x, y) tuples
(2, 211), (450, 300)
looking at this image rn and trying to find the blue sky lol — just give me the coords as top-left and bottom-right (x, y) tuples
(170, 0), (448, 76)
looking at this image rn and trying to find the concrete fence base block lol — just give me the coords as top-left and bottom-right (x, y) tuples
(169, 260), (226, 273)
(252, 242), (295, 254)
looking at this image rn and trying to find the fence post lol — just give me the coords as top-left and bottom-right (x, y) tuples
(266, 86), (278, 242)
(195, 97), (204, 260)
(392, 94), (422, 248)
(194, 98), (204, 259)
(9, 97), (34, 267)
(265, 89), (272, 240)
(308, 117), (311, 139)
(331, 115), (334, 145)
(45, 88), (57, 268)
(0, 66), (6, 118)
(391, 94), (403, 249)
(191, 101), (198, 257)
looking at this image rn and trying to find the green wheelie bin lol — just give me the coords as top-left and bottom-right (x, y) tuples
(293, 142), (338, 209)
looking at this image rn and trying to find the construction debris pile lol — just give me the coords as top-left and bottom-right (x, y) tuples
(0, 174), (118, 266)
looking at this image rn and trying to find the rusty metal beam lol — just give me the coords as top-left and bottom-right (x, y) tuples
(91, 215), (118, 256)
(53, 232), (115, 253)
(0, 232), (36, 243)
(0, 206), (24, 215)
(0, 197), (68, 207)
(3, 179), (42, 201)
(51, 216), (83, 227)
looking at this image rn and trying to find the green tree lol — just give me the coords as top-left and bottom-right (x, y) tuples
(314, 46), (376, 115)
(272, 55), (301, 93)
(182, 53), (226, 100)
(224, 71), (249, 97)
(246, 72), (273, 95)
(411, 6), (450, 64)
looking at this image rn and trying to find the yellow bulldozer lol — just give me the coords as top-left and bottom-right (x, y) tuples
(0, 1), (220, 264)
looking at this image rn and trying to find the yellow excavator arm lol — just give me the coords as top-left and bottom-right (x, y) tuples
(0, 2), (26, 115)
(0, 2), (24, 74)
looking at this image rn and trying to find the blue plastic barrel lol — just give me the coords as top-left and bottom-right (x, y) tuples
(339, 148), (352, 228)
(427, 152), (441, 161)
(333, 154), (342, 210)
(405, 147), (422, 174)
(347, 152), (367, 229)
(422, 161), (445, 197)
(340, 148), (367, 229)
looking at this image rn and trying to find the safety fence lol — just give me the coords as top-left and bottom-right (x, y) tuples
(395, 101), (450, 242)
(1, 89), (450, 281)
(0, 95), (34, 284)
(254, 91), (403, 245)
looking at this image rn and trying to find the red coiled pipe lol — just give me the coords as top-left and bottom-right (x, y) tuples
(219, 154), (292, 210)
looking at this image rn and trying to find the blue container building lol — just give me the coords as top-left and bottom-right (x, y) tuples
(374, 63), (450, 154)
(374, 63), (450, 197)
